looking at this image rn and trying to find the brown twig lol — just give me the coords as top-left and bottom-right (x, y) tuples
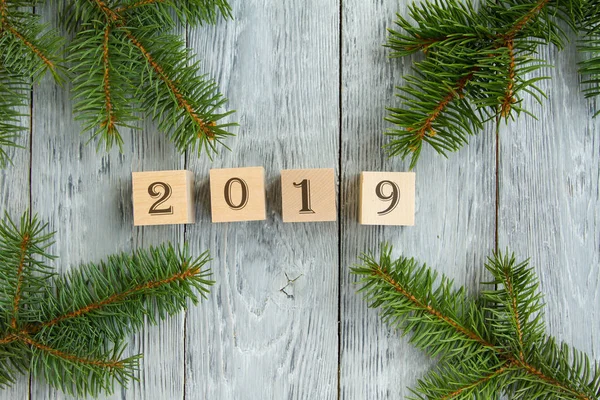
(2, 24), (57, 75)
(125, 31), (215, 139)
(497, 0), (550, 117)
(502, 263), (524, 360)
(413, 68), (478, 144)
(115, 0), (166, 13)
(505, 0), (551, 38)
(39, 267), (200, 329)
(500, 39), (516, 118)
(19, 335), (125, 369)
(0, 0), (7, 21)
(440, 363), (513, 400)
(0, 334), (17, 345)
(11, 234), (30, 329)
(101, 24), (116, 133)
(372, 263), (498, 350)
(92, 0), (120, 22)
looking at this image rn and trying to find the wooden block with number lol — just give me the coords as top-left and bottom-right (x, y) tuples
(359, 171), (416, 226)
(281, 168), (336, 222)
(132, 170), (195, 226)
(209, 167), (266, 223)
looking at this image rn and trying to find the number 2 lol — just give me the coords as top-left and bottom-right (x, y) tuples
(376, 180), (400, 216)
(148, 182), (173, 215)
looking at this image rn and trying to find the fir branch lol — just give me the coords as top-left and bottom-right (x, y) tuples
(353, 245), (600, 400)
(0, 213), (55, 325)
(385, 0), (598, 168)
(504, 0), (552, 38)
(67, 0), (235, 157)
(0, 212), (214, 396)
(0, 2), (63, 167)
(578, 1), (600, 108)
(2, 23), (57, 78)
(0, 75), (27, 167)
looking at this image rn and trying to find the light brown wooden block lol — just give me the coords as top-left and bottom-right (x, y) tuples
(132, 170), (195, 226)
(209, 167), (266, 223)
(281, 168), (336, 222)
(359, 171), (415, 226)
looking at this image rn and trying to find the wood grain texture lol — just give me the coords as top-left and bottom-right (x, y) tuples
(0, 1), (598, 399)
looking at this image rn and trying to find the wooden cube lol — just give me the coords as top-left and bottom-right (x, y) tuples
(209, 167), (266, 223)
(359, 171), (415, 226)
(281, 168), (336, 222)
(132, 170), (195, 226)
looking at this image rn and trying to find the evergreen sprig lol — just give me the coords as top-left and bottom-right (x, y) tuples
(385, 0), (600, 169)
(0, 212), (214, 397)
(67, 0), (236, 155)
(353, 244), (600, 399)
(0, 0), (63, 167)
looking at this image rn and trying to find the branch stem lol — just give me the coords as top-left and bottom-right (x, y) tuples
(38, 267), (200, 329)
(372, 263), (498, 350)
(2, 23), (57, 75)
(124, 31), (215, 139)
(413, 68), (478, 145)
(439, 363), (512, 400)
(500, 39), (516, 118)
(502, 263), (525, 360)
(18, 335), (125, 369)
(506, 0), (551, 38)
(101, 24), (116, 133)
(115, 0), (166, 13)
(11, 233), (30, 329)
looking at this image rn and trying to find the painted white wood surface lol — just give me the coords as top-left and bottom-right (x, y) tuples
(0, 1), (598, 400)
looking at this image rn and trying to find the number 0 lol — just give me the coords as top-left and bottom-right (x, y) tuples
(224, 177), (249, 210)
(148, 182), (174, 215)
(376, 180), (400, 216)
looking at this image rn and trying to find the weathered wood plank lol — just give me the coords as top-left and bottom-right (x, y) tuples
(499, 41), (600, 380)
(1, 1), (599, 400)
(339, 1), (497, 398)
(185, 1), (340, 398)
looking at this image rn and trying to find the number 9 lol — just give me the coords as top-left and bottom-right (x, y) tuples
(376, 180), (400, 216)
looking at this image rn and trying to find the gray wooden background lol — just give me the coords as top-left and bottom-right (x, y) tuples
(1, 0), (599, 399)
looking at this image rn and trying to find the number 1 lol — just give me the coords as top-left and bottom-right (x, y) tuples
(293, 179), (315, 214)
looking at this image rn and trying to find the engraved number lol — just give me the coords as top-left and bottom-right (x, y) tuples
(224, 177), (249, 210)
(148, 182), (174, 215)
(293, 179), (315, 214)
(376, 180), (400, 216)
